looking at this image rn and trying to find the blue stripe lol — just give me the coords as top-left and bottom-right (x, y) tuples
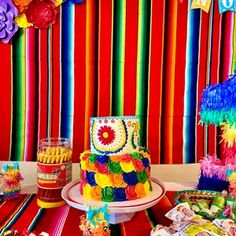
(205, 2), (214, 155)
(61, 2), (75, 139)
(28, 208), (44, 232)
(0, 195), (34, 234)
(183, 2), (200, 163)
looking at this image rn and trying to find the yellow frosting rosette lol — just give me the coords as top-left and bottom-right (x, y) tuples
(91, 186), (102, 200)
(94, 173), (112, 188)
(110, 155), (121, 162)
(135, 183), (146, 198)
(80, 158), (88, 171)
(143, 181), (151, 195)
(83, 184), (92, 199)
(120, 161), (135, 173)
(110, 174), (127, 187)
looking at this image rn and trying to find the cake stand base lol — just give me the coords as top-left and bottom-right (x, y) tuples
(109, 212), (135, 224)
(61, 178), (165, 224)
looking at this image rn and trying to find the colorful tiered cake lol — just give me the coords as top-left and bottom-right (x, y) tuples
(79, 116), (152, 202)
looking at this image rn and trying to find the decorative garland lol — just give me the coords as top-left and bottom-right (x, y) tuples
(0, 0), (83, 43)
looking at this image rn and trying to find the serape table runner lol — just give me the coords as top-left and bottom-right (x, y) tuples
(0, 192), (176, 236)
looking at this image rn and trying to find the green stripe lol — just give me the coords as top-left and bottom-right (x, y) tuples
(136, 0), (151, 146)
(11, 29), (26, 161)
(112, 0), (126, 115)
(233, 18), (236, 73)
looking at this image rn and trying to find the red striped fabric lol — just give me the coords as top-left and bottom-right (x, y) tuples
(0, 1), (236, 164)
(147, 0), (165, 164)
(97, 0), (113, 116)
(123, 0), (138, 116)
(51, 21), (61, 138)
(73, 2), (87, 161)
(38, 30), (49, 141)
(0, 42), (11, 160)
(0, 192), (177, 235)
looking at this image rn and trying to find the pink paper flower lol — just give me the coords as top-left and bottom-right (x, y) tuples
(25, 0), (58, 29)
(0, 0), (19, 43)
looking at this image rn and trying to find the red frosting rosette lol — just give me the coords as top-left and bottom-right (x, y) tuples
(95, 162), (109, 174)
(125, 186), (138, 200)
(80, 170), (86, 181)
(132, 159), (143, 172)
(121, 154), (132, 162)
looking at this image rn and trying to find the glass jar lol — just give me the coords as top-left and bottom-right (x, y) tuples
(37, 138), (72, 208)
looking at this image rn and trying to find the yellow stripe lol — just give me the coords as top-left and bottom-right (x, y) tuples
(119, 0), (126, 115)
(167, 1), (178, 163)
(21, 29), (26, 161)
(232, 14), (236, 73)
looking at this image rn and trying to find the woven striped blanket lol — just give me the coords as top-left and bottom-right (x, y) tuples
(0, 192), (176, 236)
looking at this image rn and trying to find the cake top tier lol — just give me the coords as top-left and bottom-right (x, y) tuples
(90, 116), (140, 155)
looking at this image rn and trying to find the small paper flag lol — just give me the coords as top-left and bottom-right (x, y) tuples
(191, 0), (212, 13)
(218, 0), (236, 14)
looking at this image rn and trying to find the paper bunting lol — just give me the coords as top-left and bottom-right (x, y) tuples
(191, 0), (212, 13)
(190, 0), (236, 13)
(218, 0), (236, 13)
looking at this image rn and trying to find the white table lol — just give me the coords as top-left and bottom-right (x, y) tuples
(0, 161), (200, 193)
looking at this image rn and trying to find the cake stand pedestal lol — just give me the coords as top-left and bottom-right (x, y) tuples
(61, 178), (165, 224)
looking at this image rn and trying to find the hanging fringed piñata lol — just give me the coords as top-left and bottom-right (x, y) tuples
(198, 72), (236, 194)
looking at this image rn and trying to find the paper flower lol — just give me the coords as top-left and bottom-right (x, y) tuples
(15, 13), (33, 28)
(24, 0), (58, 29)
(0, 0), (19, 43)
(13, 0), (32, 13)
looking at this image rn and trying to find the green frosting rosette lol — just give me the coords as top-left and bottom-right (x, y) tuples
(108, 159), (123, 174)
(137, 169), (148, 184)
(130, 152), (143, 160)
(102, 187), (115, 202)
(89, 153), (97, 163)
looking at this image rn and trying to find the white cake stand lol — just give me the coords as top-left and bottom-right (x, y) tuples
(61, 178), (165, 224)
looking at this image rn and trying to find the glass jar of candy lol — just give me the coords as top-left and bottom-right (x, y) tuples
(37, 138), (72, 208)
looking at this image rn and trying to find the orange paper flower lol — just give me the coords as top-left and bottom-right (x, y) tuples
(13, 0), (32, 13)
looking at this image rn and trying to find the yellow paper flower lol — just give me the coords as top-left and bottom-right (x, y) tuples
(15, 14), (33, 28)
(54, 0), (63, 7)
